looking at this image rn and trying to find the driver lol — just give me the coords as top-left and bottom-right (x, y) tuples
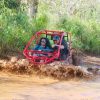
(52, 35), (68, 60)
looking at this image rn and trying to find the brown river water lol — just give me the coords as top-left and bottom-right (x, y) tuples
(0, 55), (100, 100)
(0, 72), (100, 100)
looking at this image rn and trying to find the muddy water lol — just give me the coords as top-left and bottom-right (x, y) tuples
(0, 72), (100, 100)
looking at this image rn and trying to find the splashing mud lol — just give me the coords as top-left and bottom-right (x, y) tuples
(0, 55), (100, 100)
(0, 56), (95, 80)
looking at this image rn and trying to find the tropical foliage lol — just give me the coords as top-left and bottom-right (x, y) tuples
(0, 0), (100, 55)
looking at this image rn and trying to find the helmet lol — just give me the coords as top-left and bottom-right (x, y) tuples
(53, 35), (60, 40)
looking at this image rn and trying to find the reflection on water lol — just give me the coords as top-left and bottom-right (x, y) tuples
(0, 72), (100, 100)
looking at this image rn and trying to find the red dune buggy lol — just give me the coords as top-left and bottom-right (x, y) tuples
(23, 30), (72, 64)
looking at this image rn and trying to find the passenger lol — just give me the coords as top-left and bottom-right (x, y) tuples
(33, 37), (52, 52)
(52, 35), (69, 60)
(32, 38), (53, 63)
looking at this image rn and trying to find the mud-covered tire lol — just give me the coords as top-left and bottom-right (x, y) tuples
(69, 48), (80, 66)
(72, 54), (80, 66)
(67, 56), (72, 65)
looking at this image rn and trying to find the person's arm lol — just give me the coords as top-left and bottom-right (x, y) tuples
(52, 44), (64, 49)
(52, 44), (58, 51)
(60, 45), (64, 49)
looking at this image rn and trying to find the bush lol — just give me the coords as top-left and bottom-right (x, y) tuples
(32, 14), (48, 32)
(0, 4), (33, 53)
(0, 0), (100, 55)
(0, 1), (49, 54)
(4, 0), (20, 9)
(56, 17), (100, 55)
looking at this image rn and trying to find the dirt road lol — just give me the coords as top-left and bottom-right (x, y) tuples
(0, 72), (100, 100)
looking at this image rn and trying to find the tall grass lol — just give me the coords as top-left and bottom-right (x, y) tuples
(56, 17), (100, 55)
(0, 0), (100, 55)
(0, 2), (48, 54)
(32, 14), (48, 32)
(0, 4), (32, 53)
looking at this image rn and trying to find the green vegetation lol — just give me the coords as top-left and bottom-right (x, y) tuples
(0, 0), (47, 53)
(0, 0), (100, 55)
(57, 17), (100, 54)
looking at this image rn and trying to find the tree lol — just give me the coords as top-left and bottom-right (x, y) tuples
(21, 0), (39, 18)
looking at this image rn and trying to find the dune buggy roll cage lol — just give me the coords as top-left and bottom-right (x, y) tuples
(23, 30), (72, 64)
